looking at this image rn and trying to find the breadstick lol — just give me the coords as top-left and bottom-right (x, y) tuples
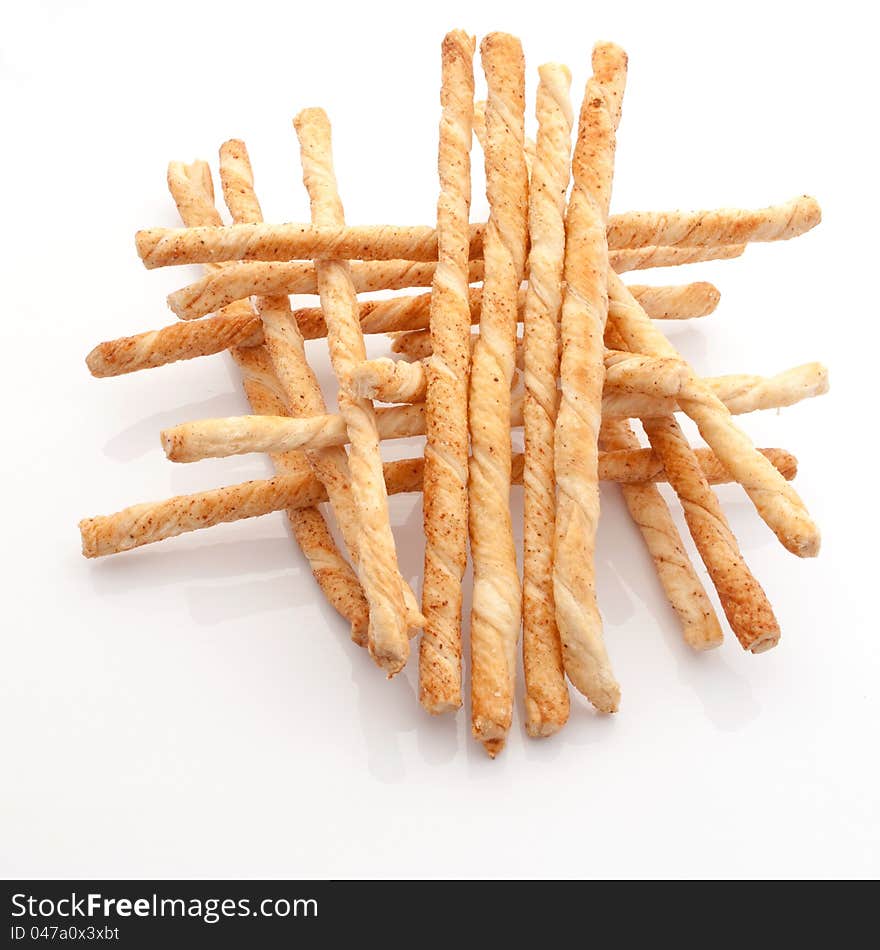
(468, 34), (528, 756)
(605, 196), (821, 250)
(80, 457), (424, 559)
(295, 106), (412, 675)
(82, 447), (798, 559)
(168, 258), (485, 320)
(166, 235), (733, 320)
(86, 280), (719, 379)
(608, 272), (820, 557)
(603, 361), (828, 418)
(624, 282), (720, 320)
(164, 403), (427, 461)
(167, 160), (369, 639)
(139, 192), (815, 269)
(611, 243), (745, 272)
(553, 70), (621, 712)
(473, 98), (536, 175)
(137, 222), (485, 267)
(162, 377), (810, 470)
(520, 63), (573, 737)
(418, 30), (475, 713)
(600, 419), (722, 650)
(340, 345), (828, 409)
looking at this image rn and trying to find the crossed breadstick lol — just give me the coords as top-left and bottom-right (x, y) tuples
(81, 447), (798, 560)
(85, 281), (720, 379)
(135, 194), (817, 267)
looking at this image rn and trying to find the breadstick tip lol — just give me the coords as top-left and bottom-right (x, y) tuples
(78, 519), (98, 559)
(160, 428), (185, 462)
(749, 631), (781, 654)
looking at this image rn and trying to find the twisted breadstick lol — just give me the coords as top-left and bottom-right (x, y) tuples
(168, 258), (484, 320)
(605, 196), (821, 250)
(600, 419), (723, 650)
(80, 457), (424, 559)
(295, 107), (413, 675)
(520, 63), (573, 737)
(417, 31), (475, 713)
(81, 447), (798, 560)
(603, 361), (828, 418)
(139, 192), (814, 269)
(166, 240), (729, 320)
(624, 282), (720, 319)
(473, 98), (536, 175)
(167, 160), (368, 638)
(609, 273), (820, 557)
(86, 280), (719, 379)
(162, 360), (825, 461)
(164, 403), (427, 461)
(339, 344), (828, 409)
(611, 243), (745, 272)
(468, 34), (528, 756)
(553, 69), (622, 712)
(137, 222), (485, 268)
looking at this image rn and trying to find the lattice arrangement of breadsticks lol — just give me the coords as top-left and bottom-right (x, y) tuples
(80, 31), (827, 756)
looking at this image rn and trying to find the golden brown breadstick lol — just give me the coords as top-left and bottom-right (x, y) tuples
(82, 446), (798, 560)
(139, 194), (814, 269)
(295, 106), (413, 675)
(86, 280), (720, 379)
(603, 361), (828, 418)
(418, 31), (475, 713)
(473, 99), (536, 174)
(521, 62), (573, 737)
(468, 34), (528, 756)
(608, 272), (820, 557)
(623, 282), (720, 319)
(600, 419), (722, 650)
(553, 70), (622, 712)
(606, 196), (821, 250)
(80, 457), (424, 559)
(167, 258), (485, 320)
(610, 243), (745, 272)
(137, 222), (486, 268)
(163, 403), (427, 461)
(167, 160), (369, 639)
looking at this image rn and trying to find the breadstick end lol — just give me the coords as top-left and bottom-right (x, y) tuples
(684, 622), (724, 652)
(85, 346), (110, 378)
(749, 631), (780, 654)
(421, 695), (462, 716)
(482, 737), (506, 758)
(160, 428), (187, 463)
(524, 715), (565, 739)
(78, 519), (99, 559)
(369, 640), (410, 678)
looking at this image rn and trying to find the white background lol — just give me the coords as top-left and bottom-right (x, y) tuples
(2, 0), (877, 879)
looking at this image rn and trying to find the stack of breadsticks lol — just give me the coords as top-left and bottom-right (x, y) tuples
(80, 31), (827, 756)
